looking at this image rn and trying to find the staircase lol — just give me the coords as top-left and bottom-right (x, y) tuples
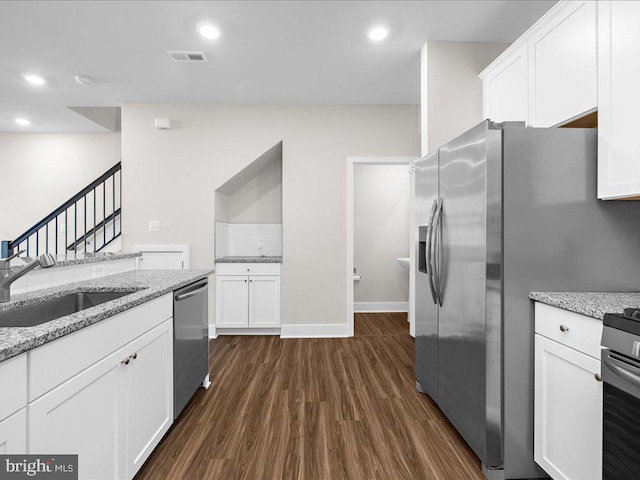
(1, 162), (122, 258)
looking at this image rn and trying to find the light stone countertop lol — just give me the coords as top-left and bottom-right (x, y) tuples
(9, 251), (141, 272)
(529, 292), (640, 320)
(0, 269), (213, 362)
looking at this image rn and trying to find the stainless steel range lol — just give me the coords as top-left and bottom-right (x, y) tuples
(601, 309), (640, 480)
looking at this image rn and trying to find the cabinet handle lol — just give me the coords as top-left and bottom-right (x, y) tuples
(121, 358), (130, 365)
(130, 353), (138, 360)
(250, 279), (253, 283)
(559, 325), (570, 332)
(595, 373), (602, 382)
(244, 279), (247, 283)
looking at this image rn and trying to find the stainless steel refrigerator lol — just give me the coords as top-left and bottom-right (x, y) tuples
(414, 120), (640, 479)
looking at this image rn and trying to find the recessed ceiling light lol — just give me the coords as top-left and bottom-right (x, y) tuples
(15, 118), (31, 126)
(367, 25), (389, 42)
(23, 74), (46, 86)
(197, 22), (221, 40)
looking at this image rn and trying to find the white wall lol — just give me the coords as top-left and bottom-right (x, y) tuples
(0, 133), (121, 240)
(420, 41), (508, 155)
(354, 164), (409, 304)
(120, 104), (420, 327)
(227, 160), (282, 222)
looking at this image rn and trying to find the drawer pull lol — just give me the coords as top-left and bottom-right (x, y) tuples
(130, 353), (138, 360)
(121, 357), (130, 365)
(559, 325), (570, 332)
(595, 373), (602, 382)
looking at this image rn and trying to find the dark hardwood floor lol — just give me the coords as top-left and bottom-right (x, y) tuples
(135, 312), (484, 480)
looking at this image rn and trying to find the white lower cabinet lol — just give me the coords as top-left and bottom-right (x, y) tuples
(534, 303), (602, 480)
(0, 409), (27, 454)
(125, 322), (173, 479)
(28, 316), (173, 480)
(248, 276), (281, 328)
(215, 263), (281, 330)
(29, 346), (125, 480)
(216, 276), (249, 327)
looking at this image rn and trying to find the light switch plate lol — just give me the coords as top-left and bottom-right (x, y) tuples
(149, 221), (160, 232)
(257, 237), (264, 249)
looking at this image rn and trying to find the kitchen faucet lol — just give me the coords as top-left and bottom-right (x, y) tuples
(0, 250), (56, 302)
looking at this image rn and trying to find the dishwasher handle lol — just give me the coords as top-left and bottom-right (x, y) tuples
(175, 281), (208, 302)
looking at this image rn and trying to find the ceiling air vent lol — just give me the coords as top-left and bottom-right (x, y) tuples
(167, 51), (208, 62)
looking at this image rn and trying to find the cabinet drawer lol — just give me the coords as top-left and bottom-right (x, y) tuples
(534, 302), (602, 359)
(215, 263), (281, 276)
(0, 353), (27, 422)
(29, 294), (172, 401)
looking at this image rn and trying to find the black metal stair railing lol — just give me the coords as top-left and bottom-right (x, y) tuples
(1, 162), (122, 258)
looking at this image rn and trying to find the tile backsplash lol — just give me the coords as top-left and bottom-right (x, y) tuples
(215, 222), (282, 257)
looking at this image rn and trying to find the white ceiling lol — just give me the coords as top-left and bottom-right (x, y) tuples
(0, 0), (556, 133)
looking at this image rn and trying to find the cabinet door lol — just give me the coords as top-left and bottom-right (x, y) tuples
(598, 0), (640, 199)
(28, 348), (126, 480)
(528, 1), (596, 127)
(534, 334), (602, 480)
(216, 276), (249, 327)
(0, 353), (27, 422)
(248, 276), (281, 328)
(124, 320), (173, 480)
(0, 409), (26, 454)
(482, 44), (528, 123)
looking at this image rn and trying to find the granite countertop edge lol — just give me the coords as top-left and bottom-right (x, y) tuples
(529, 291), (640, 320)
(215, 256), (282, 264)
(9, 251), (141, 272)
(0, 269), (214, 362)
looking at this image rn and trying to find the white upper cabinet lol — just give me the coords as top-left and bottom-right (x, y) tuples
(481, 44), (529, 123)
(480, 1), (597, 128)
(597, 0), (640, 199)
(528, 1), (597, 127)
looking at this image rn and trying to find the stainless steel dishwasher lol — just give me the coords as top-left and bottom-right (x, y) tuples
(173, 279), (209, 419)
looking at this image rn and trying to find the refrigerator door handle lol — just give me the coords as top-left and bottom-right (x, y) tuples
(431, 198), (443, 306)
(426, 199), (438, 304)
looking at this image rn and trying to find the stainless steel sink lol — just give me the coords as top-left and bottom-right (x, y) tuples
(0, 291), (134, 328)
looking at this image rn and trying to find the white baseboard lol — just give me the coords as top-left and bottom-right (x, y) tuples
(208, 325), (217, 339)
(280, 323), (350, 338)
(216, 327), (281, 336)
(354, 302), (408, 313)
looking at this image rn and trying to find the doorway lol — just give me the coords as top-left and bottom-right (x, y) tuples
(346, 156), (417, 337)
